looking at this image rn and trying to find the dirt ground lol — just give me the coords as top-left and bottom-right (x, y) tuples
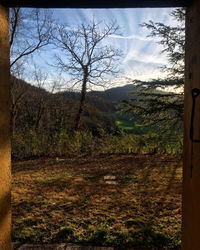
(12, 154), (182, 249)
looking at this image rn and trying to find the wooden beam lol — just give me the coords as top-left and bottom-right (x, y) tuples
(2, 0), (192, 8)
(0, 4), (11, 250)
(182, 0), (200, 249)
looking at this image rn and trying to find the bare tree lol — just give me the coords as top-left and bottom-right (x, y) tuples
(31, 66), (49, 131)
(10, 8), (53, 72)
(52, 20), (122, 130)
(9, 8), (53, 135)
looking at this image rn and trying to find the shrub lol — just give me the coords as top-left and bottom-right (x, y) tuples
(12, 128), (182, 160)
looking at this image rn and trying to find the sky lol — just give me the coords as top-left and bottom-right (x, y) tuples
(29, 8), (178, 90)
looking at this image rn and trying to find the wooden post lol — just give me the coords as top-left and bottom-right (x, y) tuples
(183, 0), (200, 249)
(0, 4), (11, 250)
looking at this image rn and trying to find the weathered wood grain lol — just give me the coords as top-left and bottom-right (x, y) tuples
(0, 4), (11, 250)
(182, 0), (200, 249)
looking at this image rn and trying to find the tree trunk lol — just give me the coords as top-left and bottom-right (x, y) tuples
(74, 75), (87, 130)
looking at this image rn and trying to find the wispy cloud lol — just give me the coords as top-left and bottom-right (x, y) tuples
(108, 34), (156, 41)
(48, 7), (177, 87)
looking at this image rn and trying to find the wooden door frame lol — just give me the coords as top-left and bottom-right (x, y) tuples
(0, 0), (199, 249)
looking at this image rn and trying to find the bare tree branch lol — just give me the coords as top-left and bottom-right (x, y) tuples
(10, 8), (53, 72)
(52, 20), (122, 130)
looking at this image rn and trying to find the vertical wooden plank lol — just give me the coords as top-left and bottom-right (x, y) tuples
(0, 4), (11, 250)
(182, 0), (200, 249)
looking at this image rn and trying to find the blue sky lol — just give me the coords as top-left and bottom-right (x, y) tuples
(30, 8), (178, 89)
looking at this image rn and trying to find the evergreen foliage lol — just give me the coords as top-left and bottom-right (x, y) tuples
(119, 8), (185, 133)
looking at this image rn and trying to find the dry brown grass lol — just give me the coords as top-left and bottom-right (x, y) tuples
(12, 154), (182, 249)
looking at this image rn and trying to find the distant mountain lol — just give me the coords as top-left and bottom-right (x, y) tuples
(13, 77), (134, 134)
(12, 76), (136, 119)
(88, 84), (135, 102)
(55, 84), (135, 101)
(51, 84), (137, 114)
(12, 76), (173, 137)
(12, 75), (168, 107)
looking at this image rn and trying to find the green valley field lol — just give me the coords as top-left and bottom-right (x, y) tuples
(116, 120), (136, 132)
(12, 154), (182, 249)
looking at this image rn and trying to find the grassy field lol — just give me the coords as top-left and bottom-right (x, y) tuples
(116, 120), (146, 134)
(12, 154), (182, 249)
(116, 120), (158, 134)
(116, 120), (136, 132)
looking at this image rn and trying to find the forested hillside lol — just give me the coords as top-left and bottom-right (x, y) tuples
(12, 76), (134, 135)
(11, 76), (182, 160)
